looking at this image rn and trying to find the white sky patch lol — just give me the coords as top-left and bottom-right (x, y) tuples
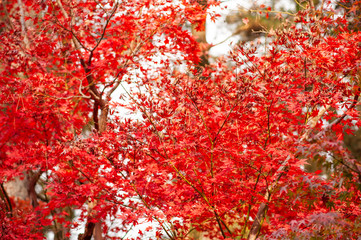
(207, 0), (296, 56)
(70, 209), (87, 240)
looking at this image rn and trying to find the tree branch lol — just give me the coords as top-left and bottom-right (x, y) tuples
(247, 90), (360, 239)
(0, 182), (13, 216)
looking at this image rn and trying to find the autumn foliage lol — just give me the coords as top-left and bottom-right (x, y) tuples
(1, 0), (361, 239)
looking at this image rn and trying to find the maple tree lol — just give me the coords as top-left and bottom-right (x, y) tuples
(1, 0), (361, 239)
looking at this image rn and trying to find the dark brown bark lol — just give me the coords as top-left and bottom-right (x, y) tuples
(78, 222), (95, 240)
(93, 101), (99, 131)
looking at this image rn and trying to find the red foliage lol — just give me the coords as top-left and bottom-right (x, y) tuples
(1, 0), (361, 239)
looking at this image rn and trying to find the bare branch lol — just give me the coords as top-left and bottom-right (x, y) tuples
(89, 2), (119, 55)
(55, 0), (91, 52)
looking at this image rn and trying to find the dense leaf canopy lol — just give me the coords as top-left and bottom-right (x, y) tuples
(1, 0), (361, 239)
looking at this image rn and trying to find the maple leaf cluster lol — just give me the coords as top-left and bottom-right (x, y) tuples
(0, 0), (361, 239)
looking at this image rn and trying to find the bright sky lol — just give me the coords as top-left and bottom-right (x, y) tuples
(207, 0), (295, 56)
